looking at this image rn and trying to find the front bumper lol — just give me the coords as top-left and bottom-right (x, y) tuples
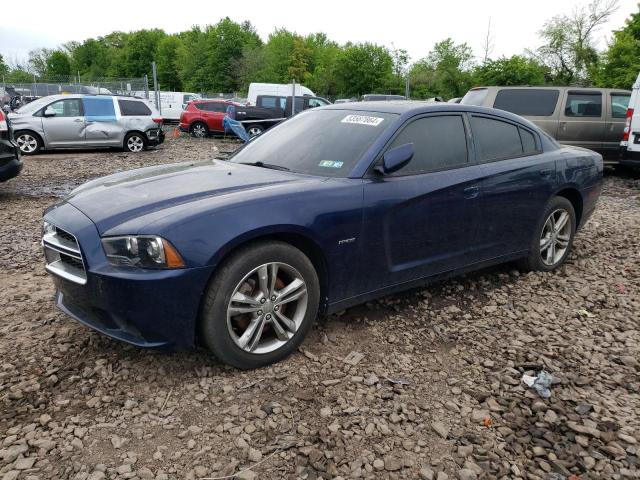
(146, 128), (165, 147)
(0, 140), (22, 182)
(44, 202), (213, 349)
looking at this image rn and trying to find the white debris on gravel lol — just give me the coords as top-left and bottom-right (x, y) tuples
(0, 135), (638, 479)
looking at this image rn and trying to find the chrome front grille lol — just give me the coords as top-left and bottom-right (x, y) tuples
(42, 225), (87, 285)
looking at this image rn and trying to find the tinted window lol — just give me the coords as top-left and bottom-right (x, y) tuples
(519, 128), (538, 154)
(387, 115), (468, 175)
(493, 89), (559, 116)
(472, 116), (523, 161)
(260, 96), (277, 108)
(611, 93), (630, 118)
(564, 92), (602, 117)
(83, 97), (116, 121)
(46, 99), (82, 117)
(196, 102), (227, 112)
(118, 99), (152, 116)
(230, 110), (398, 177)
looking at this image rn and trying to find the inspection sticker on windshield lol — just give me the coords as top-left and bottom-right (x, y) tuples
(341, 114), (384, 126)
(319, 160), (344, 168)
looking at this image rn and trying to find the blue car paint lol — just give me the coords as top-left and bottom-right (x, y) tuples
(43, 103), (603, 349)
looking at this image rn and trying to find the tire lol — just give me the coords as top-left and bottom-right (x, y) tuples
(246, 124), (264, 137)
(200, 241), (320, 369)
(123, 132), (147, 153)
(15, 131), (42, 155)
(190, 122), (209, 138)
(519, 196), (576, 272)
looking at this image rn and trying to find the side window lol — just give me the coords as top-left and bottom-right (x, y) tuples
(307, 98), (327, 108)
(386, 115), (468, 175)
(493, 89), (559, 116)
(83, 97), (116, 122)
(611, 93), (630, 118)
(471, 116), (523, 161)
(564, 92), (602, 117)
(260, 96), (277, 108)
(519, 128), (538, 154)
(278, 97), (287, 109)
(210, 103), (228, 113)
(46, 99), (82, 117)
(118, 99), (152, 116)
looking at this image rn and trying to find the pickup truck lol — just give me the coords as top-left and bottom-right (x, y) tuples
(236, 95), (331, 136)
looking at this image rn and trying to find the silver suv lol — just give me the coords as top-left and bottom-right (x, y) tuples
(9, 94), (164, 155)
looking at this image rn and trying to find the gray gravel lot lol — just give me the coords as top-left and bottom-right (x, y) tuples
(0, 135), (639, 480)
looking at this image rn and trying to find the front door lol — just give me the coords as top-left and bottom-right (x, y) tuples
(360, 113), (483, 292)
(41, 98), (85, 147)
(557, 90), (605, 151)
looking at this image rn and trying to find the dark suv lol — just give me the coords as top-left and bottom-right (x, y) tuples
(0, 108), (22, 182)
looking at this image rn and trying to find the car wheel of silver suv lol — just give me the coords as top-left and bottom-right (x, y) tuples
(124, 132), (147, 153)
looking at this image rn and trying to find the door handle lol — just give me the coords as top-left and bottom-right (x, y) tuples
(463, 185), (480, 199)
(559, 121), (567, 131)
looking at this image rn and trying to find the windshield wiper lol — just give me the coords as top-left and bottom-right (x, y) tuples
(238, 161), (291, 172)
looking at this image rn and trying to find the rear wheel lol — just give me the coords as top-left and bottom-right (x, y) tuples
(15, 131), (42, 155)
(123, 132), (147, 153)
(246, 124), (264, 137)
(200, 241), (320, 369)
(520, 196), (576, 272)
(190, 122), (208, 138)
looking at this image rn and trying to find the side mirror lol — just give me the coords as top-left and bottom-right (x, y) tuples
(43, 107), (57, 117)
(376, 143), (414, 174)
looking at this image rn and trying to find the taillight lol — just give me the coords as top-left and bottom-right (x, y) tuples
(0, 110), (7, 132)
(623, 108), (634, 141)
(152, 117), (163, 125)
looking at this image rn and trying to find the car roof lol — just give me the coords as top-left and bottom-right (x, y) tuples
(468, 85), (631, 94)
(322, 101), (543, 130)
(33, 94), (148, 101)
(193, 99), (234, 103)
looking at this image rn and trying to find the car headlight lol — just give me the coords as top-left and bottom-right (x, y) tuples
(101, 236), (185, 269)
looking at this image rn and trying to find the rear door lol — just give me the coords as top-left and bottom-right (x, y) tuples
(472, 114), (558, 259)
(82, 97), (120, 146)
(557, 90), (605, 150)
(605, 92), (631, 149)
(361, 113), (484, 291)
(41, 98), (85, 147)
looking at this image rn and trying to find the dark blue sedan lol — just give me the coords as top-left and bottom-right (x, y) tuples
(42, 102), (602, 368)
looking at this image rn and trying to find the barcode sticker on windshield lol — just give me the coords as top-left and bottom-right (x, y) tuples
(341, 115), (384, 126)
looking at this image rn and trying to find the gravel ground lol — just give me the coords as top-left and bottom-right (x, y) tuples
(0, 134), (639, 480)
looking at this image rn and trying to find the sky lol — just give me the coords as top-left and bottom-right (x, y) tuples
(0, 0), (635, 67)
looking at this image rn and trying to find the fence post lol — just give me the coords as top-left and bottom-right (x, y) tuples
(151, 62), (161, 115)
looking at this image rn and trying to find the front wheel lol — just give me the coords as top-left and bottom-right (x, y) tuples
(520, 196), (576, 272)
(190, 122), (208, 138)
(246, 124), (264, 137)
(15, 131), (42, 155)
(200, 241), (320, 369)
(123, 132), (147, 153)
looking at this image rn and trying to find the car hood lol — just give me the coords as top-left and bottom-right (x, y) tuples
(64, 159), (317, 234)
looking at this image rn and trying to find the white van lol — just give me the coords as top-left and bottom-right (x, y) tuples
(136, 91), (201, 121)
(247, 83), (315, 106)
(621, 72), (640, 169)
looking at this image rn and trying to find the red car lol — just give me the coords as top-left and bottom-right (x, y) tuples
(179, 100), (239, 137)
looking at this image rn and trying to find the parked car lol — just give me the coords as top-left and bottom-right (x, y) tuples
(236, 95), (331, 136)
(334, 98), (357, 104)
(620, 71), (640, 169)
(10, 94), (164, 155)
(247, 83), (315, 105)
(361, 94), (407, 101)
(0, 108), (22, 182)
(461, 86), (631, 160)
(42, 102), (602, 369)
(179, 99), (241, 137)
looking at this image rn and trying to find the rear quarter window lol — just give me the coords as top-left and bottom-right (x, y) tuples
(118, 99), (152, 116)
(493, 89), (559, 116)
(471, 115), (524, 161)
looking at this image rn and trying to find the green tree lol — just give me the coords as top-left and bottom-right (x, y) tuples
(410, 38), (474, 99)
(156, 36), (183, 90)
(46, 50), (72, 77)
(28, 48), (52, 77)
(288, 37), (312, 82)
(596, 5), (640, 88)
(0, 54), (8, 78)
(473, 55), (547, 86)
(334, 43), (393, 97)
(533, 0), (619, 84)
(120, 29), (166, 78)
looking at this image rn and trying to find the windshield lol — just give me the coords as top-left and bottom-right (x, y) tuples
(15, 96), (53, 114)
(230, 109), (398, 177)
(460, 88), (489, 106)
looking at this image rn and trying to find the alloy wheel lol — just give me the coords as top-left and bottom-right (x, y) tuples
(192, 124), (207, 138)
(226, 262), (308, 354)
(247, 126), (263, 137)
(540, 208), (571, 266)
(16, 134), (38, 153)
(127, 135), (144, 152)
